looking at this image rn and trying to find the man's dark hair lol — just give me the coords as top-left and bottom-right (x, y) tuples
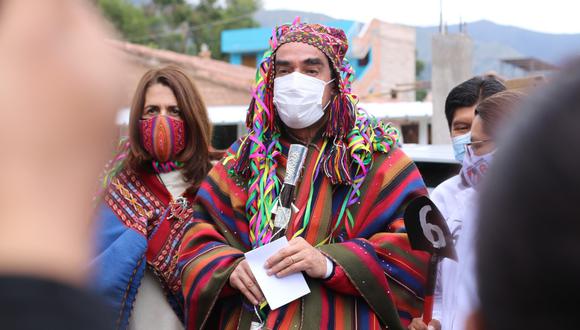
(476, 59), (580, 330)
(444, 75), (506, 129)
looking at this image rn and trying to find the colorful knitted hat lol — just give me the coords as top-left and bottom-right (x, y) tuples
(226, 18), (400, 247)
(276, 23), (349, 85)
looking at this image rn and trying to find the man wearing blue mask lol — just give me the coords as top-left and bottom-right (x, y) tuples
(180, 19), (430, 329)
(409, 76), (505, 330)
(449, 77), (506, 163)
(431, 76), (506, 220)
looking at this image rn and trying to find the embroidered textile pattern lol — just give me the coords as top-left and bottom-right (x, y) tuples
(140, 115), (186, 162)
(105, 169), (190, 289)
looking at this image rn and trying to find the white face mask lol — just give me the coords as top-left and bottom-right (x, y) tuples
(273, 72), (334, 129)
(460, 147), (495, 187)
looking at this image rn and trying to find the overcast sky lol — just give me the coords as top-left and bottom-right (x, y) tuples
(262, 0), (580, 34)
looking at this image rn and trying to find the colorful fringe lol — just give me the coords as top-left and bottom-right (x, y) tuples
(95, 137), (131, 201)
(152, 160), (184, 173)
(179, 140), (429, 329)
(226, 19), (401, 248)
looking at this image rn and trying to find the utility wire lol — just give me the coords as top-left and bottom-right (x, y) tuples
(129, 11), (254, 42)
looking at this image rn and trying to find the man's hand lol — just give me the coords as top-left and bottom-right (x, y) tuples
(265, 237), (327, 279)
(408, 317), (441, 330)
(229, 260), (265, 305)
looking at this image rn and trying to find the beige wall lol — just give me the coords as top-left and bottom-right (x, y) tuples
(431, 34), (473, 144)
(353, 20), (416, 102)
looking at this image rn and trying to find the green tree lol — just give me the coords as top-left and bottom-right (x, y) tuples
(415, 58), (428, 101)
(97, 0), (151, 43)
(97, 0), (261, 58)
(189, 0), (260, 59)
(416, 59), (425, 78)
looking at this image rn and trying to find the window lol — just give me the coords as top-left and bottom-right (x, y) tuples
(212, 124), (238, 150)
(242, 54), (257, 68)
(401, 123), (419, 144)
(358, 51), (370, 67)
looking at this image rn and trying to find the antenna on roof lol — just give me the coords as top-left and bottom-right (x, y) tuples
(439, 0), (444, 34)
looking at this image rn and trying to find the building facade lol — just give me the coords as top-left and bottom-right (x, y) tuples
(221, 19), (416, 102)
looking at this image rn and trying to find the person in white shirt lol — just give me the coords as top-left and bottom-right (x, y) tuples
(409, 76), (506, 330)
(440, 91), (524, 330)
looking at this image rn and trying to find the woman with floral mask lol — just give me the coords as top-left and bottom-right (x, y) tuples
(92, 66), (214, 330)
(460, 91), (524, 189)
(450, 91), (525, 330)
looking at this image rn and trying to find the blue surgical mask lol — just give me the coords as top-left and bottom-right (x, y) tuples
(452, 132), (471, 162)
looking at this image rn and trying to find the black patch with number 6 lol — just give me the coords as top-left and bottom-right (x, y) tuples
(403, 196), (457, 260)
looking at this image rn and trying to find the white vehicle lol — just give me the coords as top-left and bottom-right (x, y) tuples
(401, 144), (461, 192)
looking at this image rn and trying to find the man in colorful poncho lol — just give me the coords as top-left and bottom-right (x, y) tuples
(179, 20), (428, 329)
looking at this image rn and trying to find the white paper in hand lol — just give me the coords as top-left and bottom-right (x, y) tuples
(244, 237), (310, 310)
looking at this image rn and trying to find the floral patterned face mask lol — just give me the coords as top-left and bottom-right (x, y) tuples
(461, 145), (495, 187)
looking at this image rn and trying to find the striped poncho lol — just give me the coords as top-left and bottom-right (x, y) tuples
(178, 136), (429, 329)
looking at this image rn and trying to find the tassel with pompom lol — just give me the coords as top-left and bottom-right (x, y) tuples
(324, 93), (356, 139)
(321, 93), (357, 185)
(94, 137), (131, 202)
(322, 138), (353, 185)
(101, 137), (131, 189)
